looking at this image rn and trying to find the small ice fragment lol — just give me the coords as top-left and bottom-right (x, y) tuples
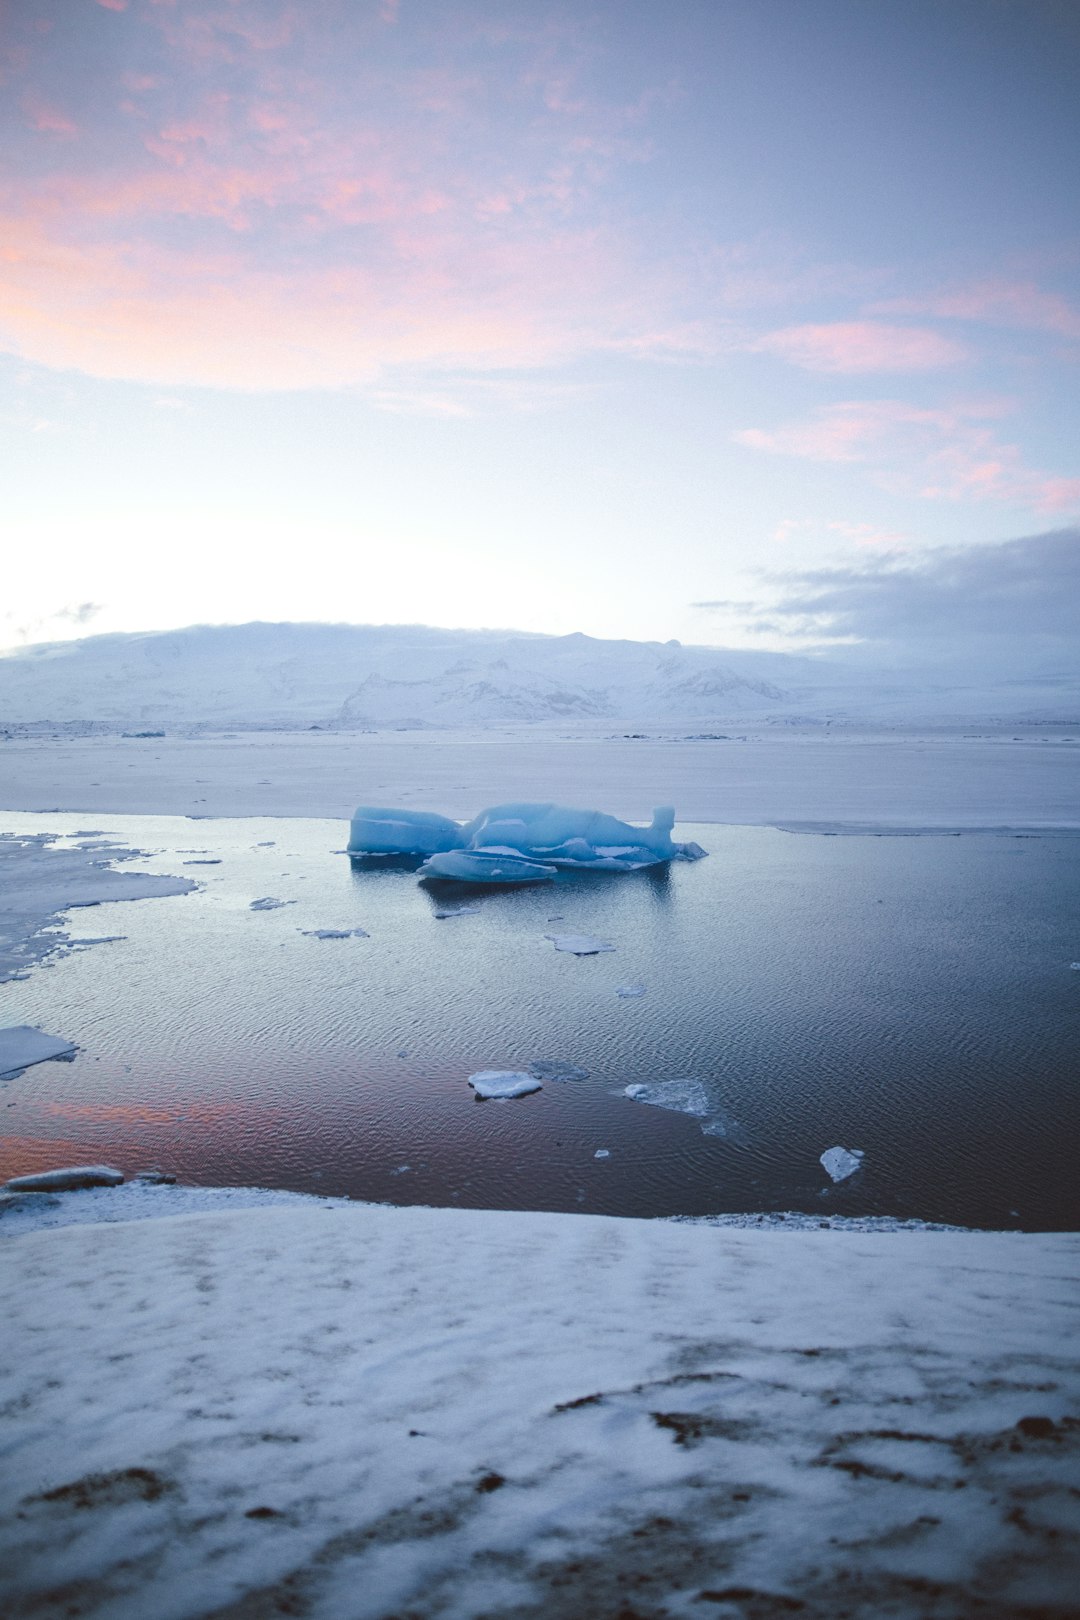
(5, 1164), (123, 1192)
(300, 928), (369, 939)
(593, 1148), (611, 1159)
(133, 1169), (175, 1184)
(390, 1165), (411, 1176)
(250, 897), (294, 911)
(820, 1145), (865, 1183)
(183, 859), (222, 865)
(615, 984), (646, 998)
(529, 1060), (589, 1082)
(468, 1070), (543, 1100)
(0, 1026), (77, 1080)
(545, 934), (615, 955)
(256, 841), (276, 847)
(1070, 962), (1080, 970)
(434, 906), (481, 919)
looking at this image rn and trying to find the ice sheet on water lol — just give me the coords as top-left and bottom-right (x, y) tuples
(249, 897), (294, 911)
(820, 1145), (865, 1183)
(433, 906), (480, 919)
(300, 928), (369, 939)
(545, 934), (615, 955)
(615, 984), (646, 998)
(625, 1079), (748, 1141)
(529, 1059), (589, 1082)
(468, 1070), (543, 1100)
(0, 1025), (77, 1079)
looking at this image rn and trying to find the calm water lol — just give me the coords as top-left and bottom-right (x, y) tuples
(2, 812), (1078, 1229)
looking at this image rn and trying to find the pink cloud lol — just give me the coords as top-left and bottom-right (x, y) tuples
(874, 279), (1080, 341)
(754, 321), (967, 373)
(21, 93), (76, 135)
(736, 398), (1080, 517)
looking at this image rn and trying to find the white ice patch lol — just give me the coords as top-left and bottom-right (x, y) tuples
(820, 1145), (865, 1183)
(467, 1070), (543, 1100)
(0, 1025), (77, 1079)
(615, 984), (646, 998)
(593, 1148), (611, 1159)
(545, 934), (615, 955)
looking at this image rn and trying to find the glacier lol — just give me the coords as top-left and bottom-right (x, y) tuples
(347, 801), (707, 883)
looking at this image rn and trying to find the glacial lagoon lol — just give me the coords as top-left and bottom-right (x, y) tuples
(1, 811), (1078, 1230)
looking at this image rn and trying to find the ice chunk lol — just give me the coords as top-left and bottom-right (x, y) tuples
(421, 849), (556, 884)
(615, 984), (647, 998)
(624, 1079), (713, 1117)
(0, 1026), (77, 1079)
(300, 928), (369, 939)
(433, 905), (481, 919)
(250, 897), (294, 911)
(529, 1060), (589, 1082)
(348, 807), (464, 857)
(468, 1070), (543, 1100)
(545, 934), (615, 955)
(460, 802), (678, 870)
(593, 1148), (611, 1159)
(5, 1164), (123, 1191)
(346, 801), (705, 882)
(820, 1145), (865, 1183)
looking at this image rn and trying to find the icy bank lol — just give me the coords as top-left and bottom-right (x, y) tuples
(1, 1203), (1076, 1619)
(349, 800), (707, 882)
(0, 832), (196, 982)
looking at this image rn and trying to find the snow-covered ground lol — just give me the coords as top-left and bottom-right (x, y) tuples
(1, 1199), (1077, 1619)
(2, 725), (1078, 827)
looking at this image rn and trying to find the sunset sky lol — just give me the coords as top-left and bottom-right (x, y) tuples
(2, 0), (1078, 654)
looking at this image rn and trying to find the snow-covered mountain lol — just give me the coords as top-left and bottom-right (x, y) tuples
(0, 620), (1074, 731)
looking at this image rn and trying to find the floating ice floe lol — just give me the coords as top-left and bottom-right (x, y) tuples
(545, 934), (615, 955)
(529, 1059), (589, 1082)
(300, 928), (370, 939)
(5, 1164), (123, 1192)
(0, 1026), (77, 1080)
(820, 1145), (865, 1183)
(593, 1148), (611, 1159)
(347, 801), (707, 885)
(615, 984), (647, 998)
(249, 897), (294, 911)
(434, 906), (481, 919)
(467, 1070), (543, 1100)
(624, 1079), (748, 1142)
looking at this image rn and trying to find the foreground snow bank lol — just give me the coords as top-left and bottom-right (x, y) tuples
(2, 1203), (1076, 1619)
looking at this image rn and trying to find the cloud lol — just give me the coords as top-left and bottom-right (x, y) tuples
(735, 398), (1080, 516)
(872, 279), (1080, 341)
(756, 528), (1080, 653)
(754, 321), (967, 373)
(0, 3), (704, 391)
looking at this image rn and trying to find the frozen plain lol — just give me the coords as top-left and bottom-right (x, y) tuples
(2, 724), (1079, 1618)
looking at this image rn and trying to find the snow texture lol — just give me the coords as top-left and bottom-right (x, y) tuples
(0, 1025), (76, 1079)
(467, 1070), (543, 1100)
(0, 1203), (1076, 1620)
(821, 1146), (866, 1183)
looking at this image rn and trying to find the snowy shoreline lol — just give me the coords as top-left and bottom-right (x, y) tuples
(2, 1199), (1077, 1618)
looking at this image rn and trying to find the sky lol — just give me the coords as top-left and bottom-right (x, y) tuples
(1, 0), (1078, 658)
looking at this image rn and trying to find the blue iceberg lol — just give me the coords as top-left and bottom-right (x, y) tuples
(347, 801), (706, 885)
